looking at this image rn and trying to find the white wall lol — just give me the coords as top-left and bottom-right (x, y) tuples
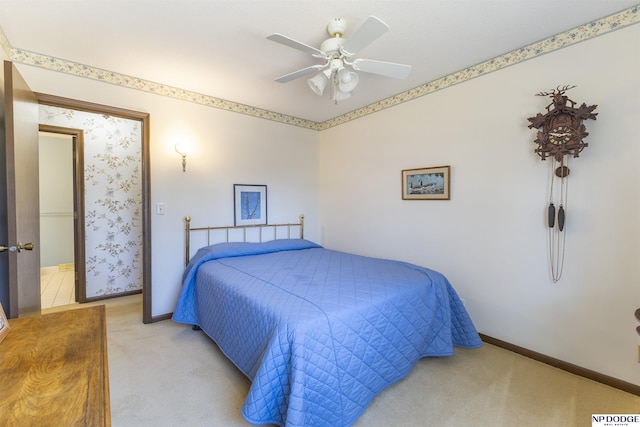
(147, 95), (320, 314)
(319, 24), (640, 385)
(14, 66), (321, 317)
(11, 22), (638, 386)
(39, 132), (74, 267)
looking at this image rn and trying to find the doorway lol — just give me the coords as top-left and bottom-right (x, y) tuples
(2, 63), (150, 323)
(36, 94), (152, 323)
(38, 129), (85, 309)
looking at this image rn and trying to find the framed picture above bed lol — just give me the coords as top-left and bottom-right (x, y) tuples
(402, 166), (450, 200)
(234, 184), (267, 226)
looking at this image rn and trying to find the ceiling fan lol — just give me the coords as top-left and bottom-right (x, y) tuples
(267, 16), (412, 102)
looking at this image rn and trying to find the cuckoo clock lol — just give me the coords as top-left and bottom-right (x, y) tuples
(527, 85), (597, 282)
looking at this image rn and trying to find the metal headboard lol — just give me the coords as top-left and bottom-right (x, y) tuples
(184, 214), (305, 266)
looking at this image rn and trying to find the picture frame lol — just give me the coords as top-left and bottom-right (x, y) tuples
(234, 184), (268, 226)
(0, 302), (10, 344)
(402, 166), (450, 200)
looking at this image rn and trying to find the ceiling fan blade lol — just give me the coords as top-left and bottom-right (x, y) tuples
(341, 16), (389, 55)
(267, 33), (325, 57)
(351, 58), (412, 79)
(274, 65), (325, 83)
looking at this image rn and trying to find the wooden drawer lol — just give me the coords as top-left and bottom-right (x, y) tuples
(0, 305), (110, 426)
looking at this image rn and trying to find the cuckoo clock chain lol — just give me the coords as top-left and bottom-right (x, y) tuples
(528, 85), (597, 282)
(548, 156), (569, 282)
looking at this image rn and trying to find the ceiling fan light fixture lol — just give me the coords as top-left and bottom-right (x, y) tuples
(307, 70), (330, 96)
(337, 69), (359, 93)
(335, 90), (352, 101)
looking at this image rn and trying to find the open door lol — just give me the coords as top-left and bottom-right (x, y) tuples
(38, 126), (86, 305)
(1, 61), (40, 318)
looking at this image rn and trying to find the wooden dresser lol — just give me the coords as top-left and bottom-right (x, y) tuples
(0, 305), (111, 426)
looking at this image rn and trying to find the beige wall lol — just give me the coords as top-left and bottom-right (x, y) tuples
(319, 24), (640, 385)
(9, 21), (639, 387)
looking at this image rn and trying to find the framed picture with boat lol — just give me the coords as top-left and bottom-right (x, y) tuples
(402, 166), (450, 200)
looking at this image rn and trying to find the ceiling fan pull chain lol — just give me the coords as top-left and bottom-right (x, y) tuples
(558, 156), (569, 233)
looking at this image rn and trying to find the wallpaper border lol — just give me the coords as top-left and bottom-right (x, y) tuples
(319, 5), (640, 130)
(3, 5), (639, 131)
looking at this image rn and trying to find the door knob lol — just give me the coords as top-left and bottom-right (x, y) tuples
(17, 242), (34, 252)
(0, 243), (33, 253)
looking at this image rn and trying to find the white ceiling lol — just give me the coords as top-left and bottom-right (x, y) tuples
(0, 1), (637, 123)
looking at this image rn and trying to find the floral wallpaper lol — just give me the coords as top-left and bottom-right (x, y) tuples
(40, 106), (143, 298)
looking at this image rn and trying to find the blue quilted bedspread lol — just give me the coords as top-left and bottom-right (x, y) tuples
(173, 239), (482, 427)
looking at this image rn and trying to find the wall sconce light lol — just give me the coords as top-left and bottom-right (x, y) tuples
(174, 142), (188, 172)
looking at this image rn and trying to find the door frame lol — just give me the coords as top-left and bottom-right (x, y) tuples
(38, 125), (86, 303)
(36, 93), (152, 324)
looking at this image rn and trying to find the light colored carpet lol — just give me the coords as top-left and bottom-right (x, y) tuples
(47, 295), (640, 426)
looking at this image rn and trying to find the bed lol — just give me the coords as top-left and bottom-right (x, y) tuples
(172, 215), (482, 427)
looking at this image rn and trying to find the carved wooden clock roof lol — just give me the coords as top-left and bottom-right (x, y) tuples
(527, 85), (598, 164)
